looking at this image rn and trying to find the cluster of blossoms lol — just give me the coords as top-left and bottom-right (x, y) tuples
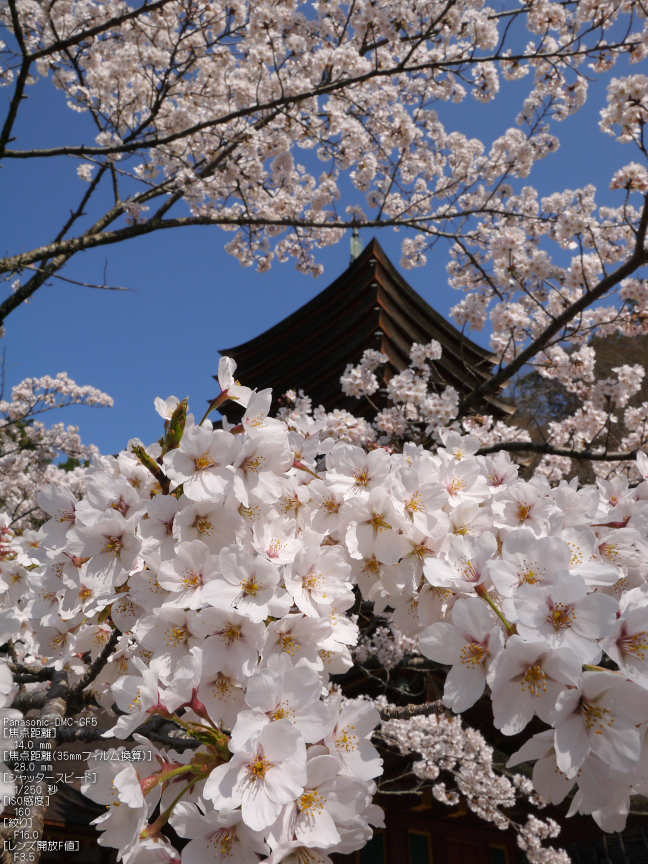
(0, 523), (34, 820)
(340, 351), (386, 400)
(3, 0), (648, 505)
(445, 166), (648, 482)
(308, 331), (648, 485)
(4, 2), (648, 857)
(415, 454), (648, 836)
(3, 0), (648, 291)
(282, 340), (528, 456)
(3, 357), (648, 863)
(353, 622), (418, 670)
(379, 709), (569, 864)
(2, 359), (388, 864)
(0, 372), (112, 528)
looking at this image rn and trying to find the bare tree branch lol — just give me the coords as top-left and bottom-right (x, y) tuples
(0, 214), (461, 281)
(7, 663), (55, 679)
(11, 690), (48, 712)
(379, 700), (446, 720)
(0, 0), (30, 156)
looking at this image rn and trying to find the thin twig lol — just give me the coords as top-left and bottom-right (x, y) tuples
(21, 264), (132, 292)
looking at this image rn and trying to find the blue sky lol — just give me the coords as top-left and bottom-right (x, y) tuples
(0, 44), (640, 456)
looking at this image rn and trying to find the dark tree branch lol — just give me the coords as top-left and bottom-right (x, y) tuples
(7, 663), (55, 679)
(1, 254), (75, 323)
(0, 0), (31, 156)
(54, 723), (107, 744)
(379, 700), (446, 720)
(145, 728), (202, 751)
(0, 182), (135, 320)
(11, 690), (48, 712)
(54, 718), (202, 750)
(21, 265), (132, 292)
(29, 0), (178, 62)
(12, 674), (54, 684)
(67, 625), (121, 708)
(52, 165), (108, 245)
(0, 214), (460, 283)
(476, 441), (641, 461)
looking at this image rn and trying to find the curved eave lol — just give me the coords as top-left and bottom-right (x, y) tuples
(222, 243), (380, 361)
(219, 238), (514, 418)
(222, 238), (494, 368)
(369, 240), (496, 364)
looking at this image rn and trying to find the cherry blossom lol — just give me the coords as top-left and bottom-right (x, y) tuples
(203, 720), (307, 832)
(229, 654), (334, 751)
(0, 373), (111, 529)
(8, 356), (648, 864)
(551, 671), (648, 775)
(419, 597), (504, 712)
(170, 801), (267, 864)
(487, 638), (582, 735)
(163, 426), (238, 501)
(203, 546), (289, 622)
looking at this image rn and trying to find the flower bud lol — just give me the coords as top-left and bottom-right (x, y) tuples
(163, 399), (188, 454)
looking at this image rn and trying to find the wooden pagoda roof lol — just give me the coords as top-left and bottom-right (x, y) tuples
(218, 238), (514, 419)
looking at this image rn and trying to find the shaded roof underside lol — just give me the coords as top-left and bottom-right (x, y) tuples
(219, 239), (513, 419)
